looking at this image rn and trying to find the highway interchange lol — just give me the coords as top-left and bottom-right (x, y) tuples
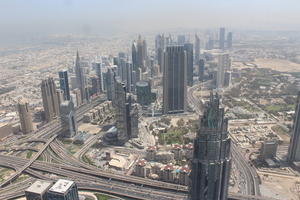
(0, 84), (270, 200)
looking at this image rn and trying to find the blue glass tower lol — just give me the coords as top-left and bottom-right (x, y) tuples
(59, 70), (70, 101)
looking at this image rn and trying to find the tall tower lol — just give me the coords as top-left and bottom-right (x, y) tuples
(198, 58), (205, 82)
(114, 78), (130, 144)
(184, 43), (194, 86)
(58, 70), (70, 101)
(60, 100), (78, 138)
(163, 46), (187, 114)
(195, 33), (201, 64)
(137, 35), (145, 73)
(132, 40), (138, 72)
(106, 67), (115, 101)
(41, 78), (60, 122)
(217, 53), (230, 88)
(17, 98), (34, 133)
(74, 51), (86, 103)
(219, 27), (225, 49)
(188, 92), (231, 200)
(177, 35), (186, 45)
(95, 58), (103, 93)
(288, 91), (300, 168)
(227, 32), (233, 48)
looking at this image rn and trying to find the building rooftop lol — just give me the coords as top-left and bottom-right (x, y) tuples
(25, 179), (53, 194)
(48, 179), (74, 194)
(136, 159), (147, 167)
(180, 165), (190, 173)
(173, 143), (183, 150)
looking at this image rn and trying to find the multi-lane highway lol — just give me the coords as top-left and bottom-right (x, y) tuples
(0, 90), (264, 200)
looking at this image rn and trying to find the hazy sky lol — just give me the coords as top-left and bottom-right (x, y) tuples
(1, 0), (299, 42)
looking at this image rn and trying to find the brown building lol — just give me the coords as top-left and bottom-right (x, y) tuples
(0, 124), (13, 140)
(17, 98), (34, 134)
(41, 78), (60, 122)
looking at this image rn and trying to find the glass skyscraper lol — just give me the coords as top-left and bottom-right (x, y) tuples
(188, 92), (231, 200)
(163, 46), (187, 114)
(59, 70), (70, 101)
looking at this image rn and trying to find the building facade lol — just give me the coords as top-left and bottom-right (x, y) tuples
(288, 91), (300, 169)
(163, 46), (187, 114)
(58, 70), (70, 101)
(188, 92), (231, 200)
(184, 43), (194, 86)
(17, 98), (34, 134)
(41, 77), (60, 122)
(47, 179), (79, 200)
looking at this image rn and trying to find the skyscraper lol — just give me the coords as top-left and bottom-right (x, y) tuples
(288, 91), (300, 169)
(137, 35), (145, 73)
(188, 92), (231, 200)
(177, 35), (186, 45)
(41, 77), (60, 122)
(132, 40), (138, 72)
(195, 33), (201, 64)
(17, 98), (34, 134)
(219, 27), (225, 49)
(60, 100), (78, 138)
(47, 179), (79, 200)
(95, 59), (103, 93)
(217, 53), (230, 88)
(163, 46), (187, 114)
(184, 43), (194, 86)
(58, 70), (70, 101)
(107, 67), (115, 101)
(74, 51), (86, 103)
(198, 58), (205, 82)
(227, 32), (233, 48)
(115, 78), (130, 144)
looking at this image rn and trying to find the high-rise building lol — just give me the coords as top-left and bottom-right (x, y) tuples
(227, 32), (233, 48)
(95, 60), (103, 93)
(25, 179), (53, 200)
(126, 62), (132, 93)
(107, 67), (115, 101)
(58, 70), (70, 101)
(195, 33), (201, 64)
(60, 100), (77, 138)
(41, 77), (60, 122)
(132, 40), (138, 71)
(115, 78), (130, 144)
(224, 71), (232, 87)
(137, 35), (145, 73)
(17, 98), (34, 134)
(47, 179), (79, 200)
(72, 88), (82, 106)
(136, 81), (151, 106)
(198, 58), (205, 82)
(143, 39), (149, 68)
(261, 140), (278, 161)
(177, 35), (186, 45)
(163, 46), (187, 114)
(130, 103), (139, 138)
(219, 27), (225, 49)
(188, 92), (231, 200)
(288, 91), (300, 169)
(74, 51), (86, 103)
(217, 53), (230, 88)
(184, 43), (194, 86)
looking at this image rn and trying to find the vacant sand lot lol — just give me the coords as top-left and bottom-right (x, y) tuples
(254, 59), (300, 72)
